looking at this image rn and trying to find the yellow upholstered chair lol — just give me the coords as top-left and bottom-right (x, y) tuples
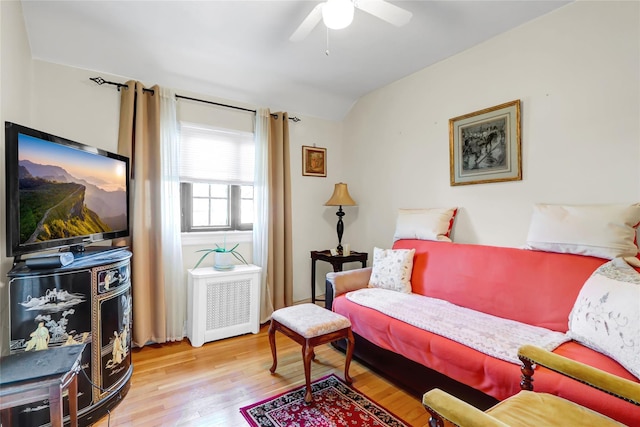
(422, 344), (640, 427)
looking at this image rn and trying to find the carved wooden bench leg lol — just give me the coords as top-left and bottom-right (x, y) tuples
(303, 341), (314, 403)
(344, 328), (354, 384)
(268, 304), (354, 404)
(268, 320), (278, 373)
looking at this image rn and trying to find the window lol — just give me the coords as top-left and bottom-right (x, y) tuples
(180, 123), (254, 232)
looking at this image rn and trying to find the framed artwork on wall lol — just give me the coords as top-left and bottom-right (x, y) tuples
(302, 145), (326, 177)
(449, 100), (522, 186)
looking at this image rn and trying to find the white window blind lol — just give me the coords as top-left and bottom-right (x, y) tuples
(180, 122), (255, 184)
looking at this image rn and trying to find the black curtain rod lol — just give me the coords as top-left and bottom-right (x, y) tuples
(89, 77), (301, 122)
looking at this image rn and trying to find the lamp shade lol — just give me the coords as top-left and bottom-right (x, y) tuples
(322, 0), (355, 30)
(325, 182), (356, 206)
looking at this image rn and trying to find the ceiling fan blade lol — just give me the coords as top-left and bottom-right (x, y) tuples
(290, 3), (324, 42)
(354, 0), (413, 27)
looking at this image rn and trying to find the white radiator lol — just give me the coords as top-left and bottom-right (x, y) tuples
(187, 264), (262, 347)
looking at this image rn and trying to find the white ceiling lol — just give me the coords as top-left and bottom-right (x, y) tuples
(20, 0), (570, 120)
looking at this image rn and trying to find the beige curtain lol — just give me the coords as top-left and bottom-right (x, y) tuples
(118, 81), (166, 347)
(267, 112), (293, 311)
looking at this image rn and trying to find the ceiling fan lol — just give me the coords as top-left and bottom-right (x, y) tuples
(290, 0), (413, 42)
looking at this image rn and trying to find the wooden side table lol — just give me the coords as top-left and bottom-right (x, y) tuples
(310, 250), (368, 306)
(0, 344), (85, 427)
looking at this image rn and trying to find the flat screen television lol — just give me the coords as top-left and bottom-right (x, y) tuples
(5, 122), (130, 258)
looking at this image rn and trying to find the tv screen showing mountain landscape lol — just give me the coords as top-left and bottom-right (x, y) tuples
(18, 133), (128, 245)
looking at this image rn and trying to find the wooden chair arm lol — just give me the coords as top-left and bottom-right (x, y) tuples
(326, 267), (372, 297)
(422, 389), (509, 427)
(518, 344), (640, 406)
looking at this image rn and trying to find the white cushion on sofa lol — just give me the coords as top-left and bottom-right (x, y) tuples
(568, 258), (640, 379)
(525, 203), (640, 262)
(393, 207), (458, 242)
(368, 247), (415, 293)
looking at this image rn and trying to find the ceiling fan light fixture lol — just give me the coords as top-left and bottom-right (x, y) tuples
(322, 0), (355, 30)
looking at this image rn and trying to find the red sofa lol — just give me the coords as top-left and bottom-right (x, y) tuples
(328, 240), (640, 425)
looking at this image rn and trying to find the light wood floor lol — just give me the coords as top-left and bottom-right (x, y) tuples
(92, 324), (430, 426)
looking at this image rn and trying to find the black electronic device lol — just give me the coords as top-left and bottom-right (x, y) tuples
(25, 252), (75, 269)
(5, 122), (130, 257)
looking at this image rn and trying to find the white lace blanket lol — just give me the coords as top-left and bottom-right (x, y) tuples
(346, 288), (570, 364)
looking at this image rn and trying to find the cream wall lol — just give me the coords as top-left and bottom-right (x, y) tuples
(290, 117), (348, 301)
(0, 0), (343, 342)
(0, 0), (35, 355)
(343, 0), (640, 253)
(0, 1), (343, 354)
(2, 1), (639, 353)
(23, 59), (344, 301)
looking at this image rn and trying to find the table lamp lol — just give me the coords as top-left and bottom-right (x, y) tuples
(324, 182), (356, 254)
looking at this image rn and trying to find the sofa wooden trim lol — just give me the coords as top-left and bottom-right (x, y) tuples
(519, 345), (640, 406)
(422, 345), (640, 427)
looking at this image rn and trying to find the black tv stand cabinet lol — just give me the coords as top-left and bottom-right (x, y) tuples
(7, 249), (132, 426)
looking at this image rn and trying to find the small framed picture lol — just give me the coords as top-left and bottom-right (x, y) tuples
(302, 146), (326, 177)
(449, 100), (522, 186)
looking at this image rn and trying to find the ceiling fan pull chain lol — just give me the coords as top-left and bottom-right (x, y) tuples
(325, 27), (330, 56)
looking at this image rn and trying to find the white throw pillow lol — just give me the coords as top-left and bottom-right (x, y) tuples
(568, 258), (640, 379)
(525, 203), (640, 261)
(368, 247), (416, 293)
(393, 207), (458, 242)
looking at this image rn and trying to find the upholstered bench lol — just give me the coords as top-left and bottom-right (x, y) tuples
(268, 303), (355, 403)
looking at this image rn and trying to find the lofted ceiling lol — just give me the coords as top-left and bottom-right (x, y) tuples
(20, 0), (571, 120)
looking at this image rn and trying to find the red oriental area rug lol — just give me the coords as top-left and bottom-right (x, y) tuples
(240, 374), (409, 427)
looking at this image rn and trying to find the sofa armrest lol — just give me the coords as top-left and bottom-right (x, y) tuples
(325, 267), (372, 310)
(326, 267), (372, 297)
(422, 389), (509, 427)
(518, 344), (640, 406)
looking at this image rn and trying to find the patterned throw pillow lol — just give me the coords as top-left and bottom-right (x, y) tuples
(368, 247), (416, 293)
(567, 258), (640, 380)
